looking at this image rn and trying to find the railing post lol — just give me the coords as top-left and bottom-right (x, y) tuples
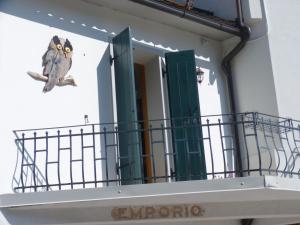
(291, 120), (300, 176)
(33, 132), (37, 192)
(260, 116), (272, 174)
(218, 119), (227, 178)
(80, 128), (85, 188)
(183, 120), (191, 180)
(114, 126), (121, 185)
(57, 130), (61, 190)
(241, 114), (250, 176)
(45, 131), (49, 191)
(252, 112), (262, 176)
(69, 129), (74, 190)
(232, 113), (243, 177)
(92, 124), (97, 188)
(149, 124), (156, 183)
(161, 123), (169, 182)
(21, 133), (25, 193)
(206, 119), (215, 178)
(103, 127), (109, 186)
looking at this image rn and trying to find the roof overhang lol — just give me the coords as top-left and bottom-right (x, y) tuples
(1, 176), (300, 224)
(81, 0), (239, 41)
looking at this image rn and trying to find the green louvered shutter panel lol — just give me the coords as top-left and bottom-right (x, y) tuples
(112, 27), (142, 185)
(165, 50), (207, 181)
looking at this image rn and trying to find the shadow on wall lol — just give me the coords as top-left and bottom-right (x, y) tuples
(97, 46), (113, 128)
(0, 0), (212, 55)
(11, 131), (49, 193)
(0, 0), (218, 64)
(0, 0), (112, 43)
(97, 46), (118, 181)
(0, 0), (228, 115)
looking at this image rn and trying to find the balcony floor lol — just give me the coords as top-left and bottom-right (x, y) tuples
(1, 176), (300, 225)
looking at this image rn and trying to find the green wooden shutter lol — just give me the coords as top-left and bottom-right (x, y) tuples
(165, 50), (207, 181)
(112, 27), (142, 184)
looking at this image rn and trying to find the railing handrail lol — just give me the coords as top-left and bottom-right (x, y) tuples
(13, 112), (300, 133)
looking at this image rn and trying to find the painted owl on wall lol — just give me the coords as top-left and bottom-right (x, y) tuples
(28, 35), (77, 92)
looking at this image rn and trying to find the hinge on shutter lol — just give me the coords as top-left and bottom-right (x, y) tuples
(161, 68), (167, 78)
(170, 168), (176, 179)
(115, 163), (119, 176)
(110, 55), (117, 65)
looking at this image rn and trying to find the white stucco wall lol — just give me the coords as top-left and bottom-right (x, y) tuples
(264, 0), (300, 119)
(225, 0), (279, 116)
(0, 0), (227, 198)
(1, 0), (299, 224)
(227, 0), (300, 120)
(0, 0), (103, 196)
(222, 0), (300, 177)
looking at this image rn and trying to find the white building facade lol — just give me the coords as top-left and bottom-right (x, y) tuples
(0, 0), (300, 225)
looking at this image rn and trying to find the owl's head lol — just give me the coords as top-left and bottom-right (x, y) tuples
(49, 35), (65, 53)
(63, 39), (73, 58)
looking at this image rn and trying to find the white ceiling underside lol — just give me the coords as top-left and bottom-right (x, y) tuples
(81, 0), (235, 41)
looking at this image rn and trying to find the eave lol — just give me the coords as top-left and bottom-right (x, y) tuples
(81, 0), (241, 41)
(1, 176), (300, 224)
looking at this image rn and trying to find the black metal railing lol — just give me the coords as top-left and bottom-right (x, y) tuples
(12, 112), (300, 193)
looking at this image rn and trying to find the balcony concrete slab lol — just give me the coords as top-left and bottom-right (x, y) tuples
(1, 176), (300, 225)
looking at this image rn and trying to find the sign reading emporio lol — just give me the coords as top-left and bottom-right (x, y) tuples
(111, 204), (205, 220)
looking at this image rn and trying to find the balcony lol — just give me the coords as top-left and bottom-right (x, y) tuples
(12, 112), (300, 193)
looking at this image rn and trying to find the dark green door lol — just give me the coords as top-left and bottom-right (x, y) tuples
(165, 50), (206, 181)
(112, 27), (142, 184)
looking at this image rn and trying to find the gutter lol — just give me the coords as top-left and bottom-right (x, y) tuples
(129, 0), (242, 37)
(221, 0), (251, 177)
(225, 2), (252, 224)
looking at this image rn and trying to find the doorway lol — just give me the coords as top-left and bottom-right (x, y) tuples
(134, 63), (152, 183)
(111, 27), (206, 185)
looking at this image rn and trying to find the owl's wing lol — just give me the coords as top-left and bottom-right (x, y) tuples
(42, 49), (55, 66)
(69, 58), (72, 71)
(42, 49), (57, 76)
(43, 55), (62, 92)
(59, 58), (72, 81)
(42, 51), (48, 67)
